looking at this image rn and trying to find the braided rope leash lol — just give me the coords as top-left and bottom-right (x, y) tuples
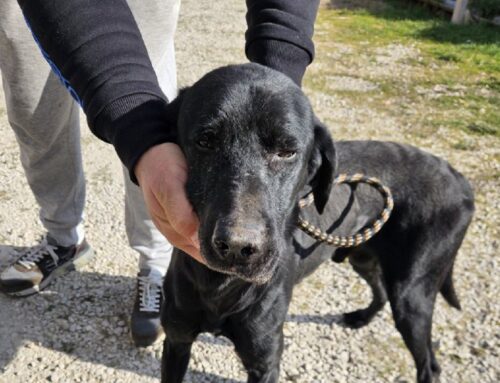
(297, 173), (394, 248)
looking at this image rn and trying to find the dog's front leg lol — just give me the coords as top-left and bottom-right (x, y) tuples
(230, 323), (284, 383)
(246, 363), (280, 383)
(161, 338), (193, 383)
(241, 333), (282, 383)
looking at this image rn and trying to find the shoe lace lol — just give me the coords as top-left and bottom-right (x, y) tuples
(137, 274), (163, 312)
(17, 238), (59, 270)
(0, 246), (20, 268)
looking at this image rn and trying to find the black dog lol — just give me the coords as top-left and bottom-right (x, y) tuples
(160, 63), (474, 383)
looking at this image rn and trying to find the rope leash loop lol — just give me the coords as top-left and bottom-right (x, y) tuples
(297, 173), (394, 248)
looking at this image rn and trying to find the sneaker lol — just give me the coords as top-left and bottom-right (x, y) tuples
(0, 236), (93, 297)
(131, 269), (165, 347)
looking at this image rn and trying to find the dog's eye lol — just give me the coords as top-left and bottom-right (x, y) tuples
(275, 150), (297, 160)
(196, 132), (215, 149)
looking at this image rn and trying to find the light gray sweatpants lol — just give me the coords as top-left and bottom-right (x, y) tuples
(0, 0), (180, 275)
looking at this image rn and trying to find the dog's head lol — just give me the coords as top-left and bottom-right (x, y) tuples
(168, 63), (336, 283)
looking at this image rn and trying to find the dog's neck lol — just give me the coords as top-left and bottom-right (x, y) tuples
(179, 256), (273, 318)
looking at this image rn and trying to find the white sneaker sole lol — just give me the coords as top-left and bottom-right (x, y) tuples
(8, 245), (94, 298)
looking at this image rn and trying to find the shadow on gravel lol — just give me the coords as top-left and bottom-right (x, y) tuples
(0, 252), (341, 381)
(287, 313), (342, 326)
(0, 266), (242, 381)
(186, 371), (244, 383)
(328, 0), (500, 46)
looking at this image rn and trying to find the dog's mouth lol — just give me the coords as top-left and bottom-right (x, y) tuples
(199, 248), (279, 284)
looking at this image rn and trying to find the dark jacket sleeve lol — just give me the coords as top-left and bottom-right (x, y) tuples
(17, 0), (172, 182)
(245, 0), (320, 86)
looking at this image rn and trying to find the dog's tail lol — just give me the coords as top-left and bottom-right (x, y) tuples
(440, 266), (461, 310)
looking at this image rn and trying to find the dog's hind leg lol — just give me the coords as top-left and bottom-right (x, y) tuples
(387, 280), (439, 383)
(161, 339), (193, 383)
(428, 332), (441, 377)
(342, 251), (387, 329)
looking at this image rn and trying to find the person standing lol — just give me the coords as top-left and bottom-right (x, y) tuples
(0, 0), (320, 347)
(0, 0), (181, 347)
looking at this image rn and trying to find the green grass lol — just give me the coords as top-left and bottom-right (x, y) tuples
(323, 0), (500, 72)
(307, 0), (500, 139)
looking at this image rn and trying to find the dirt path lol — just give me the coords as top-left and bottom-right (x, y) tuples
(0, 1), (498, 382)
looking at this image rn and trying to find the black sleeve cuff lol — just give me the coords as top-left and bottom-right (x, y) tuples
(246, 39), (311, 86)
(245, 0), (320, 85)
(92, 94), (176, 183)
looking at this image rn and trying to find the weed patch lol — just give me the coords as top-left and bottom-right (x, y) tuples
(307, 0), (500, 142)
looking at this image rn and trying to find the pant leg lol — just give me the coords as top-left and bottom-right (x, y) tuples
(123, 0), (181, 275)
(0, 1), (85, 247)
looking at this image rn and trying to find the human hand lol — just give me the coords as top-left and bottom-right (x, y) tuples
(135, 143), (204, 263)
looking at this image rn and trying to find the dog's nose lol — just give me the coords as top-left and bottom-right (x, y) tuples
(211, 222), (265, 260)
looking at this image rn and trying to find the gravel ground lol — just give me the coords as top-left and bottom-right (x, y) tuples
(0, 1), (499, 382)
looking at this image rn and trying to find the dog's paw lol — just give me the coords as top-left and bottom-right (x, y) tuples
(431, 358), (441, 377)
(341, 309), (373, 329)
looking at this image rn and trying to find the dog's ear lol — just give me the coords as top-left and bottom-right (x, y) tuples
(164, 87), (189, 138)
(308, 120), (336, 214)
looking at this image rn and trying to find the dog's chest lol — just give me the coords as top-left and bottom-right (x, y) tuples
(197, 282), (261, 333)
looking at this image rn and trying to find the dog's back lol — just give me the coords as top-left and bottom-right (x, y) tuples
(295, 140), (474, 279)
(335, 140), (474, 219)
